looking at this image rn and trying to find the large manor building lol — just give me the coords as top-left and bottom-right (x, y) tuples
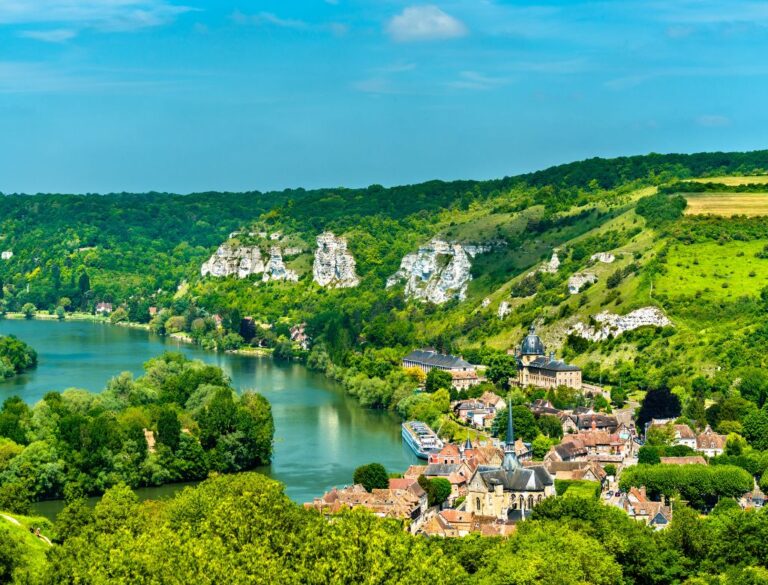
(511, 326), (582, 390)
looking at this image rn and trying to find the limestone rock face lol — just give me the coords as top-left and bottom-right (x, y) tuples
(263, 246), (299, 282)
(201, 245), (265, 278)
(312, 232), (359, 288)
(481, 297), (491, 308)
(591, 252), (615, 264)
(568, 273), (598, 294)
(387, 239), (489, 304)
(569, 306), (672, 341)
(539, 251), (560, 274)
(498, 301), (511, 319)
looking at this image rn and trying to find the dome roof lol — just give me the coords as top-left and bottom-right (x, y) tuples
(520, 326), (545, 356)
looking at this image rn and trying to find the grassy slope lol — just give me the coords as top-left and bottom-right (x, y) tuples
(0, 512), (54, 581)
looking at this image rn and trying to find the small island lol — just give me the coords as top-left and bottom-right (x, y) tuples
(0, 335), (37, 379)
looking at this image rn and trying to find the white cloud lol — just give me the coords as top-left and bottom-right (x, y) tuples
(19, 28), (77, 42)
(386, 5), (467, 42)
(231, 11), (348, 35)
(696, 114), (731, 127)
(0, 1), (192, 32)
(447, 70), (507, 90)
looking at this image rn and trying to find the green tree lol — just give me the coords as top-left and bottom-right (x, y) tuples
(353, 463), (389, 492)
(157, 407), (181, 452)
(425, 369), (452, 393)
(21, 303), (36, 319)
(537, 414), (563, 439)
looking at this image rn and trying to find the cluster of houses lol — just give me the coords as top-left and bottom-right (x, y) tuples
(308, 327), (764, 537)
(647, 420), (727, 458)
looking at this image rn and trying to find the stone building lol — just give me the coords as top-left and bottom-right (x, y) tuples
(512, 326), (582, 390)
(465, 400), (555, 521)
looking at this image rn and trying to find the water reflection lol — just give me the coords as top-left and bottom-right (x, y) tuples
(0, 319), (418, 518)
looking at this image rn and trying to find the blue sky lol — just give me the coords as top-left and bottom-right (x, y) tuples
(0, 1), (766, 194)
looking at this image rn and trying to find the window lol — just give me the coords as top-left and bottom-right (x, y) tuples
(475, 497), (481, 511)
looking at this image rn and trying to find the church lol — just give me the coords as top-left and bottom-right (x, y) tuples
(512, 326), (582, 390)
(465, 401), (555, 521)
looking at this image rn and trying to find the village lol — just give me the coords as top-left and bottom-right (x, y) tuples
(306, 327), (762, 537)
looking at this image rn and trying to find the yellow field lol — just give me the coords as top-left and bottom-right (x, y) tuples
(691, 176), (768, 186)
(684, 192), (768, 217)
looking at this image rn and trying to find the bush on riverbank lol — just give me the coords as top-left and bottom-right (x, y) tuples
(0, 336), (37, 379)
(0, 353), (273, 510)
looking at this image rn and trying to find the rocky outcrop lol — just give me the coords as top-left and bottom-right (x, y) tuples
(263, 246), (298, 282)
(201, 245), (265, 278)
(569, 307), (672, 341)
(498, 301), (511, 319)
(537, 251), (560, 274)
(591, 252), (615, 264)
(481, 297), (491, 308)
(312, 232), (359, 288)
(387, 239), (489, 304)
(568, 273), (597, 294)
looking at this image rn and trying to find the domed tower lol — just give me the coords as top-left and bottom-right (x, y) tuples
(519, 325), (545, 366)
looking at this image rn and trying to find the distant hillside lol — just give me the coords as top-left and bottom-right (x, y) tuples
(1, 149), (768, 398)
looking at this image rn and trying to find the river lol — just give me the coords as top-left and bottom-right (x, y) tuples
(0, 319), (418, 518)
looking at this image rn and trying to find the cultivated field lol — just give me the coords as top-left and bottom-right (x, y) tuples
(684, 192), (768, 217)
(691, 176), (768, 186)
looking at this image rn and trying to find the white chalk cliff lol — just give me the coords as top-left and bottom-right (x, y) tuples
(568, 306), (672, 341)
(568, 273), (598, 294)
(387, 239), (490, 304)
(262, 246), (298, 282)
(312, 232), (359, 288)
(201, 245), (265, 279)
(201, 243), (297, 282)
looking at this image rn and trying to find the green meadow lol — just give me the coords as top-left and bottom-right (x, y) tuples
(655, 240), (768, 301)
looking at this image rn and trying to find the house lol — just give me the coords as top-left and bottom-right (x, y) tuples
(575, 414), (619, 433)
(423, 462), (473, 504)
(305, 483), (427, 532)
(529, 399), (562, 417)
(388, 478), (428, 517)
(648, 421), (697, 450)
(453, 400), (494, 428)
(480, 392), (506, 412)
(451, 370), (482, 391)
(696, 426), (727, 457)
(741, 487), (766, 509)
(511, 326), (582, 390)
(429, 444), (463, 466)
(290, 323), (310, 350)
(148, 306), (158, 317)
(418, 510), (516, 538)
(95, 302), (113, 315)
(620, 486), (672, 530)
(465, 405), (555, 521)
(544, 460), (608, 485)
(659, 456), (707, 466)
(547, 430), (633, 463)
(546, 441), (589, 463)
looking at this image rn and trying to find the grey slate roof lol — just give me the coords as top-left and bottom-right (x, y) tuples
(403, 349), (473, 370)
(520, 328), (546, 356)
(527, 356), (581, 372)
(424, 463), (462, 477)
(478, 465), (553, 492)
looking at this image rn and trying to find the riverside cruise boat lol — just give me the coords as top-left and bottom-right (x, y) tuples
(402, 421), (444, 459)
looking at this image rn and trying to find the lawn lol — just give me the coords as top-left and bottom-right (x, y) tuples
(655, 240), (768, 301)
(684, 192), (768, 217)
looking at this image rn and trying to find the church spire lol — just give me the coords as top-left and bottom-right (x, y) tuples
(502, 395), (520, 471)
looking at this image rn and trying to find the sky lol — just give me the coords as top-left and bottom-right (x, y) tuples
(0, 0), (766, 194)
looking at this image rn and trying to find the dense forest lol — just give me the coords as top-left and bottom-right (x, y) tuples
(4, 473), (768, 584)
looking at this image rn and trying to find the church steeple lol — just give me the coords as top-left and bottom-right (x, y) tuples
(502, 396), (520, 471)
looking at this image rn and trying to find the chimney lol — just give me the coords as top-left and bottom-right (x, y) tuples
(640, 486), (647, 499)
